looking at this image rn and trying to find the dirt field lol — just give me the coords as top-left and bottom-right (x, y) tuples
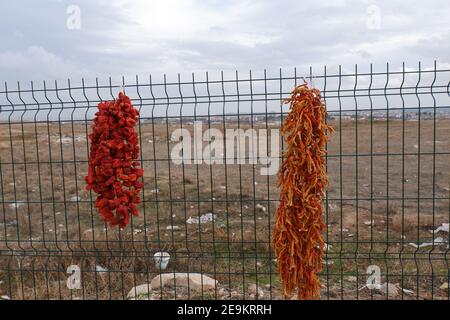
(0, 117), (449, 300)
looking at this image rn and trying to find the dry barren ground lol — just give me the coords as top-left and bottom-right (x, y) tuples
(0, 118), (449, 300)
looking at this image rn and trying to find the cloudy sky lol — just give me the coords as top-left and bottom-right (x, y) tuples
(0, 0), (449, 83)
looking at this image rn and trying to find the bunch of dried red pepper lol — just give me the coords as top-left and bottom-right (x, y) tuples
(273, 82), (333, 299)
(85, 91), (143, 228)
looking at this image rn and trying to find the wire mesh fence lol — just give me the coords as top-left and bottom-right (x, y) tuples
(0, 62), (449, 300)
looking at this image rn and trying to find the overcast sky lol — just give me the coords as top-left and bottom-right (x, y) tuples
(0, 0), (449, 83)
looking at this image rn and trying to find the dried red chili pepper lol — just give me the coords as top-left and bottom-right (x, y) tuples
(273, 82), (333, 300)
(85, 92), (143, 228)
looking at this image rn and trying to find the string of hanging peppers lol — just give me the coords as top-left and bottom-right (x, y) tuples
(85, 91), (143, 228)
(273, 82), (333, 300)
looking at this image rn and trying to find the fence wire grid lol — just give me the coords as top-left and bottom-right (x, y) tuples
(0, 62), (449, 300)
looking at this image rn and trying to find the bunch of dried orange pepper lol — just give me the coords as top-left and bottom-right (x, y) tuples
(273, 82), (333, 299)
(85, 91), (143, 228)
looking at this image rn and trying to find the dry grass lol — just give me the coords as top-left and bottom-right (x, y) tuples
(0, 118), (449, 300)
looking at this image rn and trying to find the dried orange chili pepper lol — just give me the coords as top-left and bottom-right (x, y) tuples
(85, 92), (143, 228)
(273, 82), (333, 299)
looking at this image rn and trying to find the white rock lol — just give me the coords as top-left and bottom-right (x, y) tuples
(133, 229), (143, 235)
(56, 137), (73, 144)
(430, 223), (449, 234)
(71, 196), (80, 202)
(186, 217), (196, 224)
(256, 204), (266, 213)
(154, 252), (170, 270)
(186, 213), (216, 224)
(409, 236), (447, 249)
(95, 265), (108, 273)
(166, 225), (181, 231)
(401, 288), (414, 295)
(322, 259), (334, 265)
(8, 201), (25, 209)
(150, 273), (218, 291)
(1, 295), (11, 300)
(440, 282), (449, 290)
(127, 284), (152, 299)
(247, 283), (264, 298)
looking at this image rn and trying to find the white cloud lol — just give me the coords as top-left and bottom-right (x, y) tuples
(0, 46), (90, 81)
(0, 0), (449, 82)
